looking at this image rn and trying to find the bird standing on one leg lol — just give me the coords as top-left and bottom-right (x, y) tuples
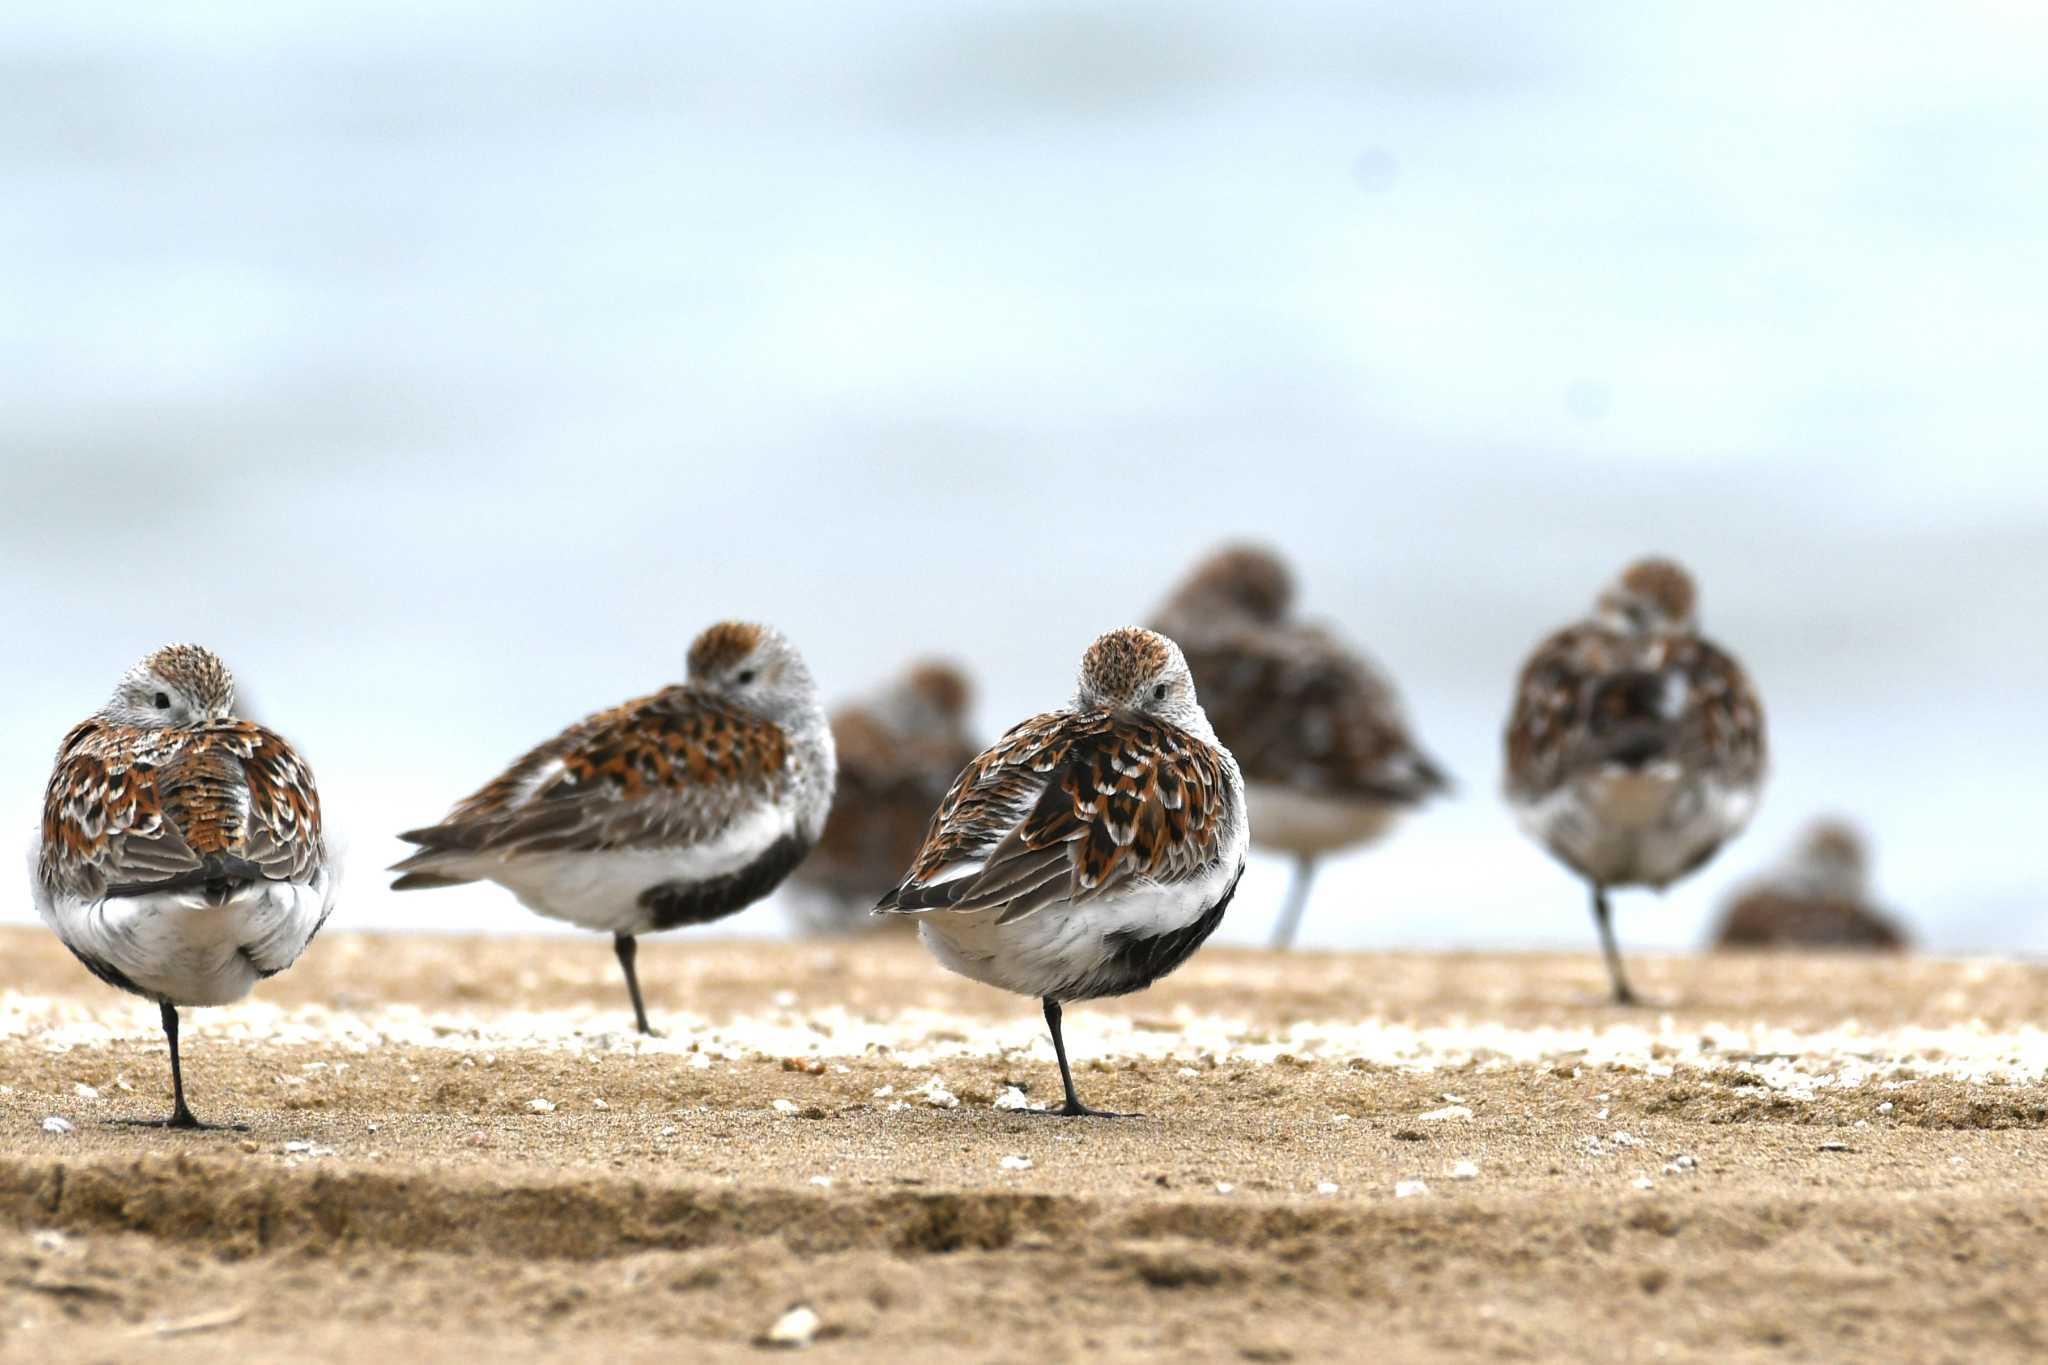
(876, 627), (1247, 1117)
(33, 645), (335, 1129)
(390, 621), (835, 1034)
(1504, 557), (1767, 1004)
(1151, 545), (1446, 949)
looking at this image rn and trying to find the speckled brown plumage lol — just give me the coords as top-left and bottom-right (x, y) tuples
(393, 688), (793, 867)
(1153, 545), (1446, 805)
(686, 622), (767, 679)
(884, 707), (1235, 917)
(1504, 625), (1765, 802)
(39, 717), (327, 902)
(1174, 621), (1446, 802)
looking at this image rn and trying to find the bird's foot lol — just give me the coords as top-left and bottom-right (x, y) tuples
(1019, 1101), (1142, 1119)
(110, 1112), (247, 1132)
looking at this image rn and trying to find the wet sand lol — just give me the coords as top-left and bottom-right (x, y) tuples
(3, 927), (2046, 1362)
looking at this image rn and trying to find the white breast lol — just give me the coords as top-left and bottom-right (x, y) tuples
(916, 852), (1241, 1002)
(1243, 781), (1399, 857)
(1514, 764), (1760, 889)
(472, 802), (796, 934)
(32, 857), (335, 1007)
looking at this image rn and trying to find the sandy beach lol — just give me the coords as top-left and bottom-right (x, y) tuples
(3, 927), (2045, 1362)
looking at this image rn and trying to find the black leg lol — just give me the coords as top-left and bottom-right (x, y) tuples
(1270, 854), (1317, 950)
(1590, 883), (1639, 1005)
(113, 1002), (243, 1130)
(1033, 998), (1136, 1119)
(163, 1001), (198, 1126)
(615, 933), (660, 1036)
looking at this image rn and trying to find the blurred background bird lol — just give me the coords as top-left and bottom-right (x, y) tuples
(1503, 558), (1767, 1002)
(1711, 819), (1909, 952)
(785, 660), (981, 935)
(1152, 545), (1448, 948)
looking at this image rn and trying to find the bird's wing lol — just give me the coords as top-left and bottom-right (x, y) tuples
(1664, 634), (1767, 783)
(1170, 619), (1449, 803)
(39, 719), (326, 900)
(392, 688), (790, 876)
(1504, 625), (1623, 799)
(1505, 625), (1767, 797)
(877, 708), (1236, 923)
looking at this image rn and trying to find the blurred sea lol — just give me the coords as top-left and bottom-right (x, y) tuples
(3, 3), (2043, 952)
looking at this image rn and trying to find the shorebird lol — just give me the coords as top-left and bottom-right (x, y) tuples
(1713, 820), (1907, 951)
(1504, 557), (1767, 1003)
(32, 645), (335, 1129)
(876, 627), (1247, 1117)
(1152, 545), (1447, 948)
(390, 621), (835, 1034)
(785, 660), (980, 936)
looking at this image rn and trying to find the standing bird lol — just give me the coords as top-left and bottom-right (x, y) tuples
(785, 660), (981, 935)
(877, 628), (1246, 1117)
(390, 622), (835, 1034)
(1151, 545), (1447, 949)
(1505, 558), (1767, 1003)
(32, 645), (334, 1129)
(1712, 820), (1908, 951)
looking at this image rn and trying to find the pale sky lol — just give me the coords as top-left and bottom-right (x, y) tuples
(4, 3), (2044, 954)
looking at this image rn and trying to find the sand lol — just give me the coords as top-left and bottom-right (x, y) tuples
(3, 926), (2046, 1362)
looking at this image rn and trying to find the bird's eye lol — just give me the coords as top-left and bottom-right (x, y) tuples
(1151, 683), (1167, 701)
(735, 669), (757, 686)
(153, 692), (171, 709)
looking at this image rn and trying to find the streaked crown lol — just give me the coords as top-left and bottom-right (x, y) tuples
(107, 643), (238, 727)
(1597, 556), (1698, 634)
(687, 621), (770, 678)
(1075, 625), (1219, 744)
(1079, 627), (1177, 698)
(684, 620), (824, 731)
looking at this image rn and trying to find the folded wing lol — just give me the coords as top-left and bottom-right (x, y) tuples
(877, 710), (1234, 924)
(39, 719), (326, 901)
(391, 689), (790, 882)
(1507, 626), (1766, 798)
(1171, 619), (1448, 804)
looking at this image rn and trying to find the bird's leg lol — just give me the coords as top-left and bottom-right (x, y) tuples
(1589, 882), (1639, 1005)
(1030, 998), (1137, 1118)
(614, 933), (660, 1036)
(1270, 854), (1318, 950)
(113, 1002), (243, 1130)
